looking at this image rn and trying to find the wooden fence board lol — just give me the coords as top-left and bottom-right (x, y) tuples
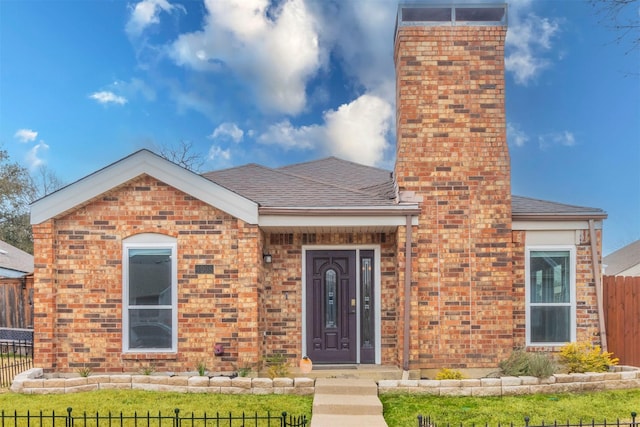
(603, 275), (640, 367)
(0, 276), (33, 329)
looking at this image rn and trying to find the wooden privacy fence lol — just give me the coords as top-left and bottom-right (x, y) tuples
(603, 275), (640, 367)
(0, 274), (33, 329)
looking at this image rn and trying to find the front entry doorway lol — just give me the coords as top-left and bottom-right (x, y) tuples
(305, 249), (376, 364)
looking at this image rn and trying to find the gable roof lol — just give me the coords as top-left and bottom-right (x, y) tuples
(0, 240), (33, 277)
(30, 150), (606, 229)
(603, 240), (640, 276)
(30, 150), (258, 225)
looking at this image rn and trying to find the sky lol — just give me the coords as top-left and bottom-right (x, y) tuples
(0, 0), (638, 255)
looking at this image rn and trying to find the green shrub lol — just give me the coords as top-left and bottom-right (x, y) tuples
(263, 353), (290, 379)
(77, 366), (92, 377)
(435, 368), (465, 380)
(196, 360), (207, 376)
(559, 341), (619, 373)
(499, 349), (556, 378)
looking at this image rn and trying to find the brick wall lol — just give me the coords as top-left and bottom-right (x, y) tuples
(261, 232), (399, 365)
(512, 229), (603, 350)
(32, 175), (261, 374)
(394, 25), (514, 368)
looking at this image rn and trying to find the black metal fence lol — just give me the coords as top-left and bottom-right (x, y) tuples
(0, 408), (308, 427)
(418, 413), (638, 427)
(0, 338), (34, 387)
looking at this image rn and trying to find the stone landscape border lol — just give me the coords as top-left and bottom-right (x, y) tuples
(378, 366), (640, 396)
(10, 366), (640, 396)
(10, 369), (314, 395)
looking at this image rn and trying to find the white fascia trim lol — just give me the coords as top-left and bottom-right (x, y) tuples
(513, 220), (601, 231)
(30, 150), (258, 225)
(259, 214), (419, 228)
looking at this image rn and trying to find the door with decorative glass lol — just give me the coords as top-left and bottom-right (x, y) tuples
(305, 250), (356, 363)
(305, 250), (375, 363)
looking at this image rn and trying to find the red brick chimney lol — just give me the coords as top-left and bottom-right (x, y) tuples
(394, 4), (514, 370)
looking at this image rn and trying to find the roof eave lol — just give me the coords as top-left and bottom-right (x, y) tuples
(258, 205), (421, 216)
(512, 212), (608, 221)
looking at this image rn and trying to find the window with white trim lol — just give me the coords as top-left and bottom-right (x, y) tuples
(123, 234), (177, 352)
(526, 247), (576, 345)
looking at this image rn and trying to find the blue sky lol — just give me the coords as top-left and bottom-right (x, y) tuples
(0, 0), (638, 255)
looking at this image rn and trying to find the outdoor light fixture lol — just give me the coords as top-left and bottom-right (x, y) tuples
(263, 253), (272, 264)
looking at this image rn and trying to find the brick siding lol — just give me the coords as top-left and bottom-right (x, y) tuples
(32, 175), (261, 374)
(394, 25), (514, 369)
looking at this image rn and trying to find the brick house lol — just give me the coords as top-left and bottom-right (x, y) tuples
(30, 4), (607, 375)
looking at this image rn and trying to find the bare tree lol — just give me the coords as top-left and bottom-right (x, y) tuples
(30, 164), (65, 200)
(157, 140), (205, 172)
(592, 0), (639, 53)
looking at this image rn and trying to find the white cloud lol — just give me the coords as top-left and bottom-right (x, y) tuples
(14, 129), (38, 143)
(507, 122), (529, 147)
(324, 94), (392, 166)
(210, 122), (244, 143)
(126, 0), (185, 37)
(25, 141), (49, 170)
(539, 131), (576, 149)
(170, 0), (321, 115)
(258, 120), (321, 151)
(208, 145), (231, 162)
(311, 2), (397, 100)
(258, 93), (393, 166)
(506, 3), (561, 85)
(89, 91), (128, 105)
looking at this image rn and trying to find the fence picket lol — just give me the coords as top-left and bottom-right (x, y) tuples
(603, 276), (640, 367)
(0, 409), (307, 427)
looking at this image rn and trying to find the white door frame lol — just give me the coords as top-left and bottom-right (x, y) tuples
(301, 245), (382, 364)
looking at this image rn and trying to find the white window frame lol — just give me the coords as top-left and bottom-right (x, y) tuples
(123, 234), (178, 353)
(525, 245), (576, 346)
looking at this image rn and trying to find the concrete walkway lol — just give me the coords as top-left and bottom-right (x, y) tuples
(310, 378), (387, 427)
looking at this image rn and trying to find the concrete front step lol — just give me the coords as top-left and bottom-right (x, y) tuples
(313, 393), (383, 416)
(314, 378), (379, 395)
(310, 414), (388, 427)
(292, 364), (407, 380)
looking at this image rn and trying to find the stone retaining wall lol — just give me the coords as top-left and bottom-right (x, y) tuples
(11, 366), (640, 396)
(10, 369), (315, 395)
(379, 366), (640, 396)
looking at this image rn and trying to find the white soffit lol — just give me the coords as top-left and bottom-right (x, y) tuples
(30, 150), (258, 225)
(259, 214), (418, 228)
(512, 220), (602, 231)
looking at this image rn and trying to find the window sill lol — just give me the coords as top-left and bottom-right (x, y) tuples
(121, 352), (178, 361)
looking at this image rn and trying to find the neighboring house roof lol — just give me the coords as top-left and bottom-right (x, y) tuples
(0, 240), (34, 277)
(603, 240), (640, 276)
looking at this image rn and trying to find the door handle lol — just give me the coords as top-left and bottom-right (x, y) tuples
(349, 298), (356, 314)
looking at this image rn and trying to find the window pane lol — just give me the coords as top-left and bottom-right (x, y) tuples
(325, 269), (337, 328)
(361, 258), (372, 347)
(530, 306), (570, 343)
(128, 249), (172, 305)
(129, 308), (172, 349)
(529, 251), (570, 303)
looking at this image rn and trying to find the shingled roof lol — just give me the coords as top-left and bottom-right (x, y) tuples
(603, 240), (640, 276)
(0, 240), (33, 277)
(202, 157), (397, 208)
(203, 157), (606, 220)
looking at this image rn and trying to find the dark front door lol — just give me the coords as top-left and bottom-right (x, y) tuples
(306, 250), (357, 363)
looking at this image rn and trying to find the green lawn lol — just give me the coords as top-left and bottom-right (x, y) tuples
(1, 388), (639, 427)
(381, 389), (640, 427)
(0, 390), (313, 420)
